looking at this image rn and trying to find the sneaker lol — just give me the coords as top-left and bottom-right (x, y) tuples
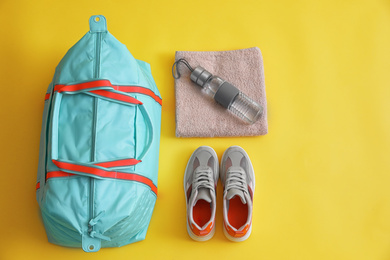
(184, 146), (219, 241)
(220, 146), (255, 242)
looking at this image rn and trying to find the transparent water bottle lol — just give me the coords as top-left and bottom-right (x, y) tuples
(190, 66), (263, 124)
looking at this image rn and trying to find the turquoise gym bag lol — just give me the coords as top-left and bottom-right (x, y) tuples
(36, 15), (162, 252)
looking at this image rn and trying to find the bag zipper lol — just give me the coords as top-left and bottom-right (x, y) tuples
(89, 32), (102, 240)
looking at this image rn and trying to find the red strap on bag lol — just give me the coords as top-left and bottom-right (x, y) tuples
(53, 79), (162, 105)
(51, 160), (157, 195)
(93, 158), (141, 168)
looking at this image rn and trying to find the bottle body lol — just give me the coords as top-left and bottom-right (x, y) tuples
(202, 76), (263, 124)
(228, 92), (263, 124)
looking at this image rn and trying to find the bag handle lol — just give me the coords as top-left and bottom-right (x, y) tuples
(50, 160), (157, 195)
(54, 79), (144, 105)
(50, 80), (154, 175)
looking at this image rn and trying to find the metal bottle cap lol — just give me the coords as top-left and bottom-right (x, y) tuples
(190, 66), (212, 87)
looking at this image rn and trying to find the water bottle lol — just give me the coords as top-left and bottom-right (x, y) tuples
(189, 66), (263, 124)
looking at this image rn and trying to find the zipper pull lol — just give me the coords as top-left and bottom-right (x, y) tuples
(89, 15), (107, 33)
(89, 211), (105, 226)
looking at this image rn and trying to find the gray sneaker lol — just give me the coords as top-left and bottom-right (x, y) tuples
(184, 146), (219, 241)
(220, 146), (255, 242)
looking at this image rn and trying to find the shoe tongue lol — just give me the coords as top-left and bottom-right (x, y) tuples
(227, 188), (246, 204)
(226, 167), (247, 204)
(195, 188), (212, 203)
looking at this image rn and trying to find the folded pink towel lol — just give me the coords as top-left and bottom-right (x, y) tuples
(175, 47), (268, 137)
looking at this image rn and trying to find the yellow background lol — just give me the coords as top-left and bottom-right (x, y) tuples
(1, 0), (390, 259)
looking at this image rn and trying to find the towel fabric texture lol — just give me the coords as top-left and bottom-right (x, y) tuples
(174, 47), (268, 137)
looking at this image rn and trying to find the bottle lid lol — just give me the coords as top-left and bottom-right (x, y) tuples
(190, 66), (212, 87)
